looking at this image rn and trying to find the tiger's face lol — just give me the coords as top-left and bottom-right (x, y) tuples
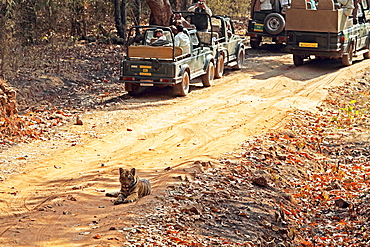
(119, 168), (136, 189)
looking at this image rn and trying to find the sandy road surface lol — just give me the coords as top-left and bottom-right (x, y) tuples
(0, 49), (370, 246)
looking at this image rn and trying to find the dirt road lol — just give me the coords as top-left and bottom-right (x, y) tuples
(1, 48), (370, 246)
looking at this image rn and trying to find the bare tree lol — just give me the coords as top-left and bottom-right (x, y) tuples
(0, 1), (16, 79)
(69, 0), (87, 38)
(18, 0), (37, 44)
(133, 0), (141, 26)
(114, 0), (127, 39)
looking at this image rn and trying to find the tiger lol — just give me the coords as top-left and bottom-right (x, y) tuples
(106, 167), (151, 205)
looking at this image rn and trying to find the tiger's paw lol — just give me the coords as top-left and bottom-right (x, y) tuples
(123, 197), (138, 203)
(106, 191), (119, 197)
(113, 199), (123, 205)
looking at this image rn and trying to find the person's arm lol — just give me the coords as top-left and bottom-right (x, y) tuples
(188, 3), (197, 12)
(204, 5), (212, 16)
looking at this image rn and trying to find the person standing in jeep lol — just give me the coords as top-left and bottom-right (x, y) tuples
(188, 0), (212, 31)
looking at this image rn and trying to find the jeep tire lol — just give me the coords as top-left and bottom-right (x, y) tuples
(174, 71), (190, 96)
(293, 54), (304, 66)
(202, 62), (215, 87)
(215, 54), (224, 79)
(264, 13), (285, 35)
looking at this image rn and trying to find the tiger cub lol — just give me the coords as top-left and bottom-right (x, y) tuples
(106, 168), (151, 205)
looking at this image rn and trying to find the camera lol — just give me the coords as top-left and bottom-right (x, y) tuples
(199, 1), (204, 5)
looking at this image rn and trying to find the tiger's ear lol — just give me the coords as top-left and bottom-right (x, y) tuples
(119, 167), (124, 174)
(130, 168), (136, 176)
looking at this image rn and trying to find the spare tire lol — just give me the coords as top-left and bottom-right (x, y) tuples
(264, 13), (285, 35)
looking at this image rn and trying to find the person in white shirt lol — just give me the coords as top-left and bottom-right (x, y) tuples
(260, 0), (272, 10)
(174, 25), (190, 54)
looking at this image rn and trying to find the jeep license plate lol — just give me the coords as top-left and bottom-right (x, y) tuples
(140, 80), (153, 86)
(299, 42), (318, 48)
(253, 23), (264, 32)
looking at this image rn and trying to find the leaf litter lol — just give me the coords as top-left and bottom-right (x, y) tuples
(1, 42), (126, 152)
(113, 72), (370, 246)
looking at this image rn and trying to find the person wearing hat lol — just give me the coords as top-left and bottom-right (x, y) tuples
(150, 29), (170, 46)
(174, 25), (190, 54)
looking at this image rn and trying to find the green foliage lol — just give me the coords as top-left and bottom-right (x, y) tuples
(339, 100), (361, 120)
(332, 99), (370, 127)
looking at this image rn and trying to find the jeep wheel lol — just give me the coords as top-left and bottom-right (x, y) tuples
(342, 44), (353, 66)
(234, 47), (245, 70)
(174, 71), (190, 96)
(215, 54), (224, 79)
(202, 62), (215, 87)
(264, 13), (285, 35)
(365, 37), (370, 59)
(364, 50), (370, 59)
(293, 54), (304, 66)
(250, 38), (261, 49)
(127, 83), (143, 96)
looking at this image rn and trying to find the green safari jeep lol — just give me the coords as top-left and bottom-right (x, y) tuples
(286, 0), (370, 66)
(177, 11), (246, 78)
(121, 26), (215, 96)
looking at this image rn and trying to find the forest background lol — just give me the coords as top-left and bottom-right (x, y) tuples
(0, 0), (250, 81)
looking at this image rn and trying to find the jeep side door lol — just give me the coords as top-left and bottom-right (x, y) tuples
(189, 31), (205, 76)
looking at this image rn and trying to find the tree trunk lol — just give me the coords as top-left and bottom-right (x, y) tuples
(114, 0), (126, 39)
(113, 0), (123, 38)
(121, 0), (127, 39)
(0, 2), (14, 79)
(145, 0), (172, 26)
(133, 0), (141, 26)
(70, 0), (86, 38)
(19, 0), (37, 44)
(169, 0), (191, 11)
